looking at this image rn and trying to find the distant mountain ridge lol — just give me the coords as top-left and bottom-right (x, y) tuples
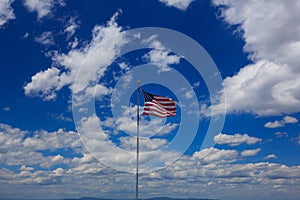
(62, 197), (219, 200)
(2, 197), (219, 200)
(146, 197), (219, 200)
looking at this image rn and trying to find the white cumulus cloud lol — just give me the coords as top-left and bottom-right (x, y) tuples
(264, 115), (298, 128)
(159, 0), (194, 11)
(0, 123), (80, 169)
(24, 67), (61, 100)
(192, 147), (238, 164)
(214, 133), (261, 146)
(264, 154), (277, 160)
(24, 10), (126, 103)
(241, 148), (261, 157)
(143, 36), (181, 73)
(264, 120), (284, 128)
(23, 0), (65, 19)
(283, 116), (298, 124)
(209, 0), (300, 116)
(0, 0), (15, 27)
(20, 165), (34, 171)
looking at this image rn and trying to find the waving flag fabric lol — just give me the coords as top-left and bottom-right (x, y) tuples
(142, 90), (176, 118)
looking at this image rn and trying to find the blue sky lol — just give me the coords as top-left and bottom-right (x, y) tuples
(1, 0), (300, 200)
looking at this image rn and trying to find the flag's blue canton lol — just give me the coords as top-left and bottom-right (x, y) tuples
(143, 91), (154, 102)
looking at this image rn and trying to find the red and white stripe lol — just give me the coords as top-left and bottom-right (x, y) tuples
(143, 95), (176, 118)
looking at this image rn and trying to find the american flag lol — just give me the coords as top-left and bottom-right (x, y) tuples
(142, 90), (176, 118)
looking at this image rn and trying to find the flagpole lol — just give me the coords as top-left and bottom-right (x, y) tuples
(136, 80), (140, 200)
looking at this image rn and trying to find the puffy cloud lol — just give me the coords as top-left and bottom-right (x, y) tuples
(214, 133), (261, 146)
(20, 165), (34, 171)
(163, 151), (300, 196)
(23, 0), (65, 19)
(265, 120), (284, 128)
(0, 123), (27, 152)
(52, 167), (64, 176)
(212, 0), (300, 67)
(264, 154), (277, 160)
(0, 0), (15, 27)
(51, 154), (64, 162)
(143, 35), (181, 73)
(241, 148), (261, 157)
(0, 123), (80, 170)
(24, 67), (61, 100)
(207, 61), (300, 116)
(23, 128), (80, 150)
(264, 116), (298, 128)
(283, 116), (298, 124)
(159, 0), (194, 11)
(210, 0), (300, 116)
(24, 10), (125, 103)
(192, 148), (238, 164)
